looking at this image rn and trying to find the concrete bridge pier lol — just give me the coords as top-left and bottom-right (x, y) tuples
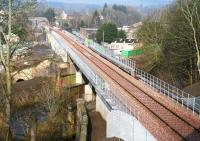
(95, 94), (157, 141)
(75, 71), (94, 102)
(107, 110), (157, 141)
(76, 71), (84, 84)
(61, 53), (70, 63)
(96, 94), (110, 120)
(84, 84), (94, 102)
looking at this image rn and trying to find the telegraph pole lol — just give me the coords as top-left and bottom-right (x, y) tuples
(103, 30), (105, 43)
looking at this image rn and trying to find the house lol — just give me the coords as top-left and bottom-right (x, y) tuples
(67, 13), (82, 21)
(0, 10), (5, 16)
(55, 10), (68, 25)
(117, 22), (143, 39)
(60, 11), (68, 20)
(0, 10), (5, 22)
(29, 17), (49, 30)
(109, 39), (137, 51)
(128, 22), (143, 39)
(56, 11), (84, 29)
(80, 28), (98, 39)
(117, 26), (132, 33)
(68, 13), (84, 28)
(8, 33), (20, 43)
(108, 38), (142, 58)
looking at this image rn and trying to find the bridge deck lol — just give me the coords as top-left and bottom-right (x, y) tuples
(52, 29), (200, 141)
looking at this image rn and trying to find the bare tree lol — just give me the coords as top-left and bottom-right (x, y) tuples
(180, 0), (200, 76)
(0, 0), (12, 140)
(0, 0), (38, 138)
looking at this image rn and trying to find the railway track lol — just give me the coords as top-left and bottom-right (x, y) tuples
(51, 28), (200, 141)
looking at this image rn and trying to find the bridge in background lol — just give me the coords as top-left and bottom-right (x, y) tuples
(46, 26), (200, 141)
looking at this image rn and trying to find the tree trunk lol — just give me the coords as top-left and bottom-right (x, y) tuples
(5, 98), (11, 141)
(5, 65), (11, 133)
(194, 57), (199, 82)
(181, 0), (200, 80)
(196, 51), (200, 77)
(192, 28), (200, 77)
(191, 26), (200, 78)
(5, 0), (12, 140)
(30, 122), (37, 141)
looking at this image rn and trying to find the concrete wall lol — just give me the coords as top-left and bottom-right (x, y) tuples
(96, 95), (156, 141)
(76, 71), (84, 84)
(75, 72), (93, 102)
(47, 33), (68, 62)
(107, 110), (157, 141)
(84, 84), (93, 102)
(96, 94), (110, 121)
(76, 99), (88, 141)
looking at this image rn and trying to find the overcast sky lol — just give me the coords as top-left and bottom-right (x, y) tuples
(45, 0), (173, 6)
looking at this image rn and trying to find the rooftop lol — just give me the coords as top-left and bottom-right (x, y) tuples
(113, 38), (137, 43)
(80, 28), (98, 31)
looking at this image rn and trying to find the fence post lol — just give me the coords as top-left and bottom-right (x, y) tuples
(176, 89), (179, 104)
(187, 94), (189, 110)
(152, 75), (154, 88)
(187, 94), (190, 109)
(150, 74), (152, 87)
(199, 109), (200, 118)
(193, 98), (195, 114)
(182, 92), (184, 107)
(131, 61), (133, 69)
(168, 84), (170, 99)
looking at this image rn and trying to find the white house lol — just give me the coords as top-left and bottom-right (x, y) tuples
(117, 26), (131, 33)
(29, 17), (49, 30)
(109, 39), (137, 51)
(0, 10), (5, 22)
(60, 11), (68, 20)
(0, 10), (5, 16)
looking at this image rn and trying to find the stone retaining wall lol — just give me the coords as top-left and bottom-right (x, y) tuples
(76, 99), (88, 141)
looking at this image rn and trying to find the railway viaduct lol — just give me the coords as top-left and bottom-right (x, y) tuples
(46, 26), (200, 141)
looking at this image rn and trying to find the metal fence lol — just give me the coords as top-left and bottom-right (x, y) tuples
(48, 31), (140, 119)
(134, 68), (200, 115)
(64, 30), (200, 116)
(65, 31), (136, 73)
(89, 42), (135, 73)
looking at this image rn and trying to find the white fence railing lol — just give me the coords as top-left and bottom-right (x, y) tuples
(135, 68), (200, 115)
(66, 31), (136, 73)
(64, 30), (200, 116)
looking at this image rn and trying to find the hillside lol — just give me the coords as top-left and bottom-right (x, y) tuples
(46, 1), (101, 12)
